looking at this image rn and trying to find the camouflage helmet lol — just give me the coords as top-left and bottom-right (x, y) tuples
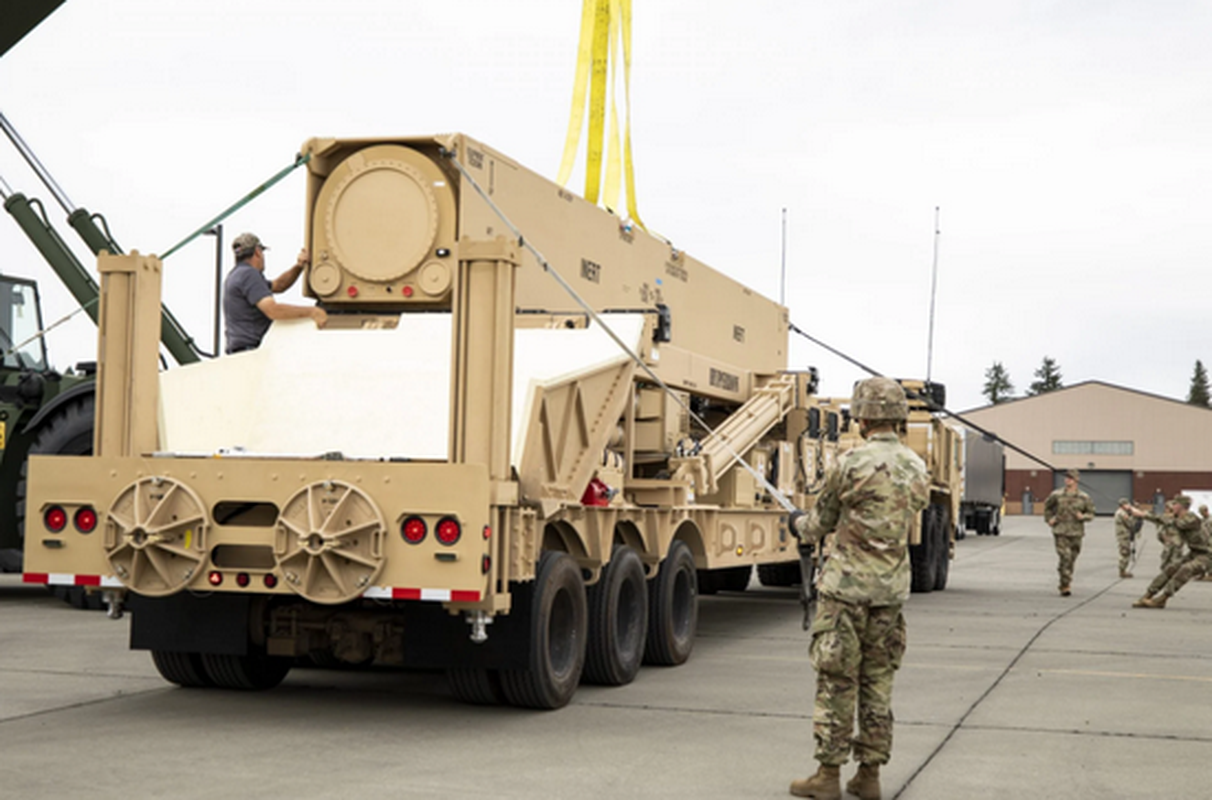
(851, 377), (908, 421)
(1172, 494), (1192, 509)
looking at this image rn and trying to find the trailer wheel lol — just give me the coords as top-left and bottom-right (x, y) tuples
(447, 668), (506, 705)
(200, 652), (292, 691)
(151, 651), (213, 688)
(583, 545), (647, 686)
(757, 562), (802, 587)
(644, 540), (698, 667)
(499, 551), (587, 709)
(910, 505), (941, 594)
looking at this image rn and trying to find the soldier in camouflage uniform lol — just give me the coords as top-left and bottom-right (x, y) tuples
(1200, 507), (1212, 581)
(1113, 498), (1142, 579)
(787, 377), (929, 800)
(1147, 496), (1191, 574)
(1129, 494), (1210, 608)
(1043, 469), (1095, 596)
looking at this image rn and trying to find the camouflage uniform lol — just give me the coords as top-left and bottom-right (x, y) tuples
(1043, 471), (1095, 593)
(792, 428), (929, 767)
(1135, 498), (1211, 606)
(1113, 500), (1141, 577)
(1143, 503), (1199, 575)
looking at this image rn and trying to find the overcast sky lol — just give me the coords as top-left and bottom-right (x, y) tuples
(2, 0), (1210, 411)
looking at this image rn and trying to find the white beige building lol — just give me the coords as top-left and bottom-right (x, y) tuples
(960, 381), (1212, 515)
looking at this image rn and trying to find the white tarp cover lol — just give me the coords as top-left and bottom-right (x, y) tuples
(158, 314), (645, 463)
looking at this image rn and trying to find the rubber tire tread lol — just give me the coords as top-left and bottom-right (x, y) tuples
(933, 509), (951, 591)
(714, 565), (752, 593)
(151, 651), (213, 688)
(583, 545), (648, 686)
(499, 551), (588, 709)
(200, 652), (291, 691)
(757, 561), (801, 587)
(643, 540), (698, 667)
(909, 506), (939, 594)
(448, 668), (506, 705)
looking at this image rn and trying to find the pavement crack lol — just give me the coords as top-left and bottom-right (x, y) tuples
(0, 688), (165, 727)
(891, 579), (1121, 799)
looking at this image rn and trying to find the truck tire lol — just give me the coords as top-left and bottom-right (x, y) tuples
(714, 565), (752, 593)
(200, 652), (292, 691)
(757, 562), (802, 587)
(151, 651), (213, 688)
(499, 551), (587, 709)
(933, 509), (952, 591)
(910, 505), (941, 594)
(584, 545), (647, 686)
(643, 540), (697, 667)
(16, 395), (96, 608)
(447, 668), (506, 705)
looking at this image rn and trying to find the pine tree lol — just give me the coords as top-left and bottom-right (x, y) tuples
(1187, 360), (1210, 408)
(1027, 356), (1063, 396)
(982, 361), (1014, 405)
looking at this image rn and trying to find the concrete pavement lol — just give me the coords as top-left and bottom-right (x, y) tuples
(0, 515), (1209, 798)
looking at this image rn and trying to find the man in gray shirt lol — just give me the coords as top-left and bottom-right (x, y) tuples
(223, 232), (327, 354)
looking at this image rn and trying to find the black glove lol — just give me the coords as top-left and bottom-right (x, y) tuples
(788, 509), (807, 537)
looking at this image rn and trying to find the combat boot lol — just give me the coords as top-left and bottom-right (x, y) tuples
(845, 763), (881, 799)
(1132, 594), (1152, 608)
(1138, 594), (1168, 609)
(1119, 570), (1133, 579)
(790, 765), (841, 799)
(1059, 585), (1071, 597)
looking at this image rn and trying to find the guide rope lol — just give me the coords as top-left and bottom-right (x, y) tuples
(159, 152), (311, 260)
(785, 322), (1135, 510)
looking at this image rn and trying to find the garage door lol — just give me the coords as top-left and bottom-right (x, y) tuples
(1051, 470), (1132, 515)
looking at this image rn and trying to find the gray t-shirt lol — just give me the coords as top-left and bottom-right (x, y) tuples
(223, 262), (273, 353)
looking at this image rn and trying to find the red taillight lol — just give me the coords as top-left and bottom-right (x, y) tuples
(208, 571), (223, 586)
(44, 506), (67, 533)
(483, 525), (491, 540)
(402, 516), (427, 544)
(482, 554), (491, 574)
(347, 285), (359, 298)
(263, 574), (278, 589)
(402, 285), (414, 298)
(74, 506), (98, 533)
(436, 517), (461, 546)
(236, 573), (250, 587)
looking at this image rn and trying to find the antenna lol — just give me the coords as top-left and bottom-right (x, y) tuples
(925, 206), (941, 383)
(780, 207), (787, 306)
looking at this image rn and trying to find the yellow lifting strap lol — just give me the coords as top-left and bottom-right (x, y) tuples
(556, 0), (646, 231)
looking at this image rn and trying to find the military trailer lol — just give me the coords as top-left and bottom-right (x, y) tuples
(23, 133), (882, 708)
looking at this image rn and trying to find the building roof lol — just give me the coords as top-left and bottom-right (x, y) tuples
(958, 379), (1210, 416)
(957, 380), (1212, 472)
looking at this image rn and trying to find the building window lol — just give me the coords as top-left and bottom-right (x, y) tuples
(1052, 440), (1133, 456)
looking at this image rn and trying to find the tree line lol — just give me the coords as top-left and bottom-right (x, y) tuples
(982, 357), (1062, 404)
(982, 358), (1212, 408)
